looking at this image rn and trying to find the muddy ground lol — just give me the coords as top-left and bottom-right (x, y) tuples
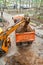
(5, 39), (43, 65)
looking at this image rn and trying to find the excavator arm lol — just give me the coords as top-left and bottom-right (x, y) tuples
(0, 19), (25, 40)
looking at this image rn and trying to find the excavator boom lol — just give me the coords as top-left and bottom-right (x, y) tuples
(0, 20), (24, 40)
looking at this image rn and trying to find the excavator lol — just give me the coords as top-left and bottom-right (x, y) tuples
(0, 19), (25, 56)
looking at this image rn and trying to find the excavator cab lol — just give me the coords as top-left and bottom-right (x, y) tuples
(0, 27), (11, 56)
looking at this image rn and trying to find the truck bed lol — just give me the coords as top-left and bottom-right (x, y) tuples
(16, 31), (35, 43)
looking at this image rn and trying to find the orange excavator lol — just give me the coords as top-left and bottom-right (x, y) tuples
(0, 19), (25, 56)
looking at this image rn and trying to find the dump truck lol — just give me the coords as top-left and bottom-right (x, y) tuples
(12, 16), (35, 46)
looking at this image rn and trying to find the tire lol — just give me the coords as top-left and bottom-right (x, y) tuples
(28, 41), (33, 44)
(19, 42), (22, 46)
(16, 42), (22, 46)
(16, 42), (19, 46)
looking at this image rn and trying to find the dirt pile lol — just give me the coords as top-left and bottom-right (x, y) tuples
(5, 47), (43, 65)
(16, 17), (33, 33)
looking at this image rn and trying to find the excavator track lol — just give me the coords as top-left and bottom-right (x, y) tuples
(0, 49), (6, 57)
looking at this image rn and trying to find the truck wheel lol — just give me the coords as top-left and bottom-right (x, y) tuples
(16, 42), (20, 46)
(19, 42), (22, 46)
(28, 41), (33, 44)
(16, 42), (22, 46)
